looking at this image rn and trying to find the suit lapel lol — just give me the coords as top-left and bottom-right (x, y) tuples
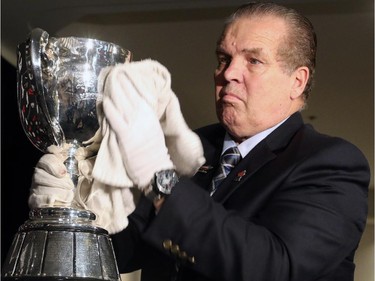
(212, 140), (276, 202)
(195, 112), (305, 203)
(192, 125), (225, 190)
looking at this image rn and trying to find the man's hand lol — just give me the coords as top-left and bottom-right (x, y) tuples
(99, 64), (175, 190)
(29, 153), (74, 208)
(153, 197), (165, 213)
(29, 149), (136, 234)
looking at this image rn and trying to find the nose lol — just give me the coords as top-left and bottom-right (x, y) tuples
(223, 57), (243, 83)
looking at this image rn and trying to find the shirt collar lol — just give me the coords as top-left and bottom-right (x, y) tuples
(222, 117), (288, 158)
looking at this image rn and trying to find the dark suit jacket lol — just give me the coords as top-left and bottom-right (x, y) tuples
(111, 112), (370, 281)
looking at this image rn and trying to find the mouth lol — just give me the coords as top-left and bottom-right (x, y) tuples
(218, 83), (242, 101)
(224, 91), (240, 99)
(219, 90), (241, 104)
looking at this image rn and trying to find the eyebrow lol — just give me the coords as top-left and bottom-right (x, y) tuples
(216, 46), (265, 57)
(241, 47), (265, 57)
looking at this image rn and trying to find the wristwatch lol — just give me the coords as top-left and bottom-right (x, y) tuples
(147, 169), (179, 201)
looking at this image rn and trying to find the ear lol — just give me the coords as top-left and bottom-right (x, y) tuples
(290, 66), (309, 100)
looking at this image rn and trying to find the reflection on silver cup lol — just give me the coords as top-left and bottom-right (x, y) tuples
(2, 28), (132, 281)
(17, 28), (131, 184)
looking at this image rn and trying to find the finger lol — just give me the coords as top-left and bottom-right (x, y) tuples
(36, 154), (68, 178)
(32, 167), (74, 190)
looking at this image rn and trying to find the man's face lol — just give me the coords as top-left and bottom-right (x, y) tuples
(214, 16), (305, 142)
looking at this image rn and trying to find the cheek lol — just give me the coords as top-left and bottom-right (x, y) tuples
(248, 76), (290, 108)
(214, 85), (221, 100)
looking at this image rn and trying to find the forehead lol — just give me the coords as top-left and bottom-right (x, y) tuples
(219, 16), (288, 56)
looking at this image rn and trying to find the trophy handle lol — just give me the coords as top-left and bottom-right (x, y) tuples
(18, 28), (77, 184)
(29, 28), (65, 147)
(17, 32), (48, 152)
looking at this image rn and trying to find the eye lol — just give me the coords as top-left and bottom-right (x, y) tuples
(248, 58), (262, 65)
(216, 54), (231, 68)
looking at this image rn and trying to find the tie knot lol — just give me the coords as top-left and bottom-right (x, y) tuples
(221, 146), (241, 166)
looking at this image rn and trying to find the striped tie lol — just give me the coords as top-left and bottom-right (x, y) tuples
(211, 146), (241, 195)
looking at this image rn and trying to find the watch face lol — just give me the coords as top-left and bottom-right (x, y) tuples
(156, 170), (179, 195)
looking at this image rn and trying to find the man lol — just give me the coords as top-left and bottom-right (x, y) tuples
(30, 2), (370, 281)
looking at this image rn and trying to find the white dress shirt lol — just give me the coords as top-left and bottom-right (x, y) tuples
(221, 118), (288, 158)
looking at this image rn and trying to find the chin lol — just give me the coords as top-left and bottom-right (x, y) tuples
(223, 126), (244, 143)
(221, 110), (237, 126)
(221, 117), (237, 135)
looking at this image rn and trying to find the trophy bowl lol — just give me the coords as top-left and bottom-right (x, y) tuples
(17, 28), (132, 184)
(2, 28), (132, 281)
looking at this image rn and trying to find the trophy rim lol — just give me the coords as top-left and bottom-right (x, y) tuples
(31, 27), (133, 57)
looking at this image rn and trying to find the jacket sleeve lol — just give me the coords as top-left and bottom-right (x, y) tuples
(141, 140), (370, 281)
(110, 196), (155, 273)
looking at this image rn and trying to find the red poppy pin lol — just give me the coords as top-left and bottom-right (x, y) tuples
(234, 170), (247, 181)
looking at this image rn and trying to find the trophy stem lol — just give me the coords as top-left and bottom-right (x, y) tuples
(64, 140), (80, 187)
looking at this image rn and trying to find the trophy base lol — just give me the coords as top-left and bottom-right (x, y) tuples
(2, 207), (120, 281)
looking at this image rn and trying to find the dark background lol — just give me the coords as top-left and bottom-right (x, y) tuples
(1, 57), (43, 263)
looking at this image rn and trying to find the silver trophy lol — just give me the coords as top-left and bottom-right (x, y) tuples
(2, 28), (132, 281)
